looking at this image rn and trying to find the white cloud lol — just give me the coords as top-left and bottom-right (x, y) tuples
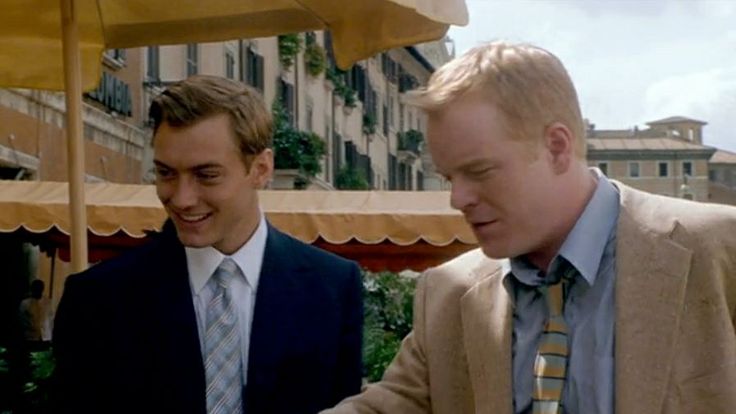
(448, 0), (736, 151)
(644, 69), (736, 149)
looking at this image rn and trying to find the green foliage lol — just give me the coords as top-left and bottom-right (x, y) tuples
(24, 349), (54, 407)
(0, 347), (55, 412)
(0, 347), (8, 374)
(326, 67), (357, 108)
(304, 33), (327, 77)
(335, 165), (370, 190)
(362, 270), (417, 382)
(397, 129), (424, 153)
(272, 101), (326, 180)
(362, 113), (377, 136)
(278, 33), (303, 69)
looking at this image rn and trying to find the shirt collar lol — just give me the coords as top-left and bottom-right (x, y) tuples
(187, 213), (268, 295)
(509, 168), (619, 286)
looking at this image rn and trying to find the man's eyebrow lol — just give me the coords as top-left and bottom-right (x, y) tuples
(452, 159), (496, 173)
(191, 163), (223, 170)
(152, 160), (223, 170)
(462, 159), (495, 169)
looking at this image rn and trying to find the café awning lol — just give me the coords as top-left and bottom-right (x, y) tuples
(0, 180), (477, 271)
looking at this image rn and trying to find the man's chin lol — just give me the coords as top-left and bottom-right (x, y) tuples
(478, 240), (516, 260)
(174, 230), (213, 249)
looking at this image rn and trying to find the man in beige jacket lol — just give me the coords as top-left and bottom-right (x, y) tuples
(324, 41), (736, 414)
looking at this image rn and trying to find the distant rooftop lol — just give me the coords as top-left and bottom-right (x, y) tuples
(587, 129), (636, 138)
(710, 149), (736, 164)
(646, 116), (707, 125)
(587, 137), (712, 151)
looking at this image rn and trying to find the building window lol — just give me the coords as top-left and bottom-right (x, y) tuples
(240, 45), (264, 93)
(306, 102), (314, 132)
(709, 169), (717, 181)
(104, 49), (126, 63)
(382, 104), (389, 136)
(389, 154), (398, 190)
(598, 162), (608, 176)
(186, 44), (198, 76)
(389, 96), (395, 127)
(279, 79), (295, 126)
(225, 51), (235, 79)
(146, 46), (160, 81)
(399, 103), (404, 131)
(629, 162), (640, 178)
(325, 121), (331, 180)
(658, 162), (669, 177)
(682, 161), (693, 177)
(332, 133), (342, 184)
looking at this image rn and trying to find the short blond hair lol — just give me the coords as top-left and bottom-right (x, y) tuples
(150, 75), (272, 167)
(407, 41), (586, 158)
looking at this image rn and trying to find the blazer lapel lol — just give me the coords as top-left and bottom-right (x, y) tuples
(614, 189), (692, 414)
(460, 263), (513, 414)
(246, 226), (303, 398)
(146, 230), (207, 412)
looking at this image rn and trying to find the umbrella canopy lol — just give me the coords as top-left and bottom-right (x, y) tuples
(1, 0), (468, 91)
(0, 180), (477, 271)
(0, 0), (468, 272)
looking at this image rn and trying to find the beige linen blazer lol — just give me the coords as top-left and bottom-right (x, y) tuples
(324, 182), (736, 414)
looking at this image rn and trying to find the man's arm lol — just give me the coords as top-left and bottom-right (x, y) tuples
(323, 272), (432, 414)
(51, 275), (103, 413)
(331, 262), (364, 405)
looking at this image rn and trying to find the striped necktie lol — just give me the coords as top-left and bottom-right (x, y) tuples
(204, 258), (243, 414)
(532, 264), (576, 414)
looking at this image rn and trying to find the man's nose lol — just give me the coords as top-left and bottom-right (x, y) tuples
(449, 179), (477, 212)
(170, 178), (199, 208)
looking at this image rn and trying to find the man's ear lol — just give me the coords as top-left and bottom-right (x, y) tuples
(544, 122), (575, 174)
(249, 149), (274, 189)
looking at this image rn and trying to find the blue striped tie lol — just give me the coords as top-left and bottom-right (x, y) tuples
(532, 264), (576, 414)
(205, 258), (243, 414)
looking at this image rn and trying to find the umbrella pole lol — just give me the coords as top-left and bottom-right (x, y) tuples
(61, 0), (88, 272)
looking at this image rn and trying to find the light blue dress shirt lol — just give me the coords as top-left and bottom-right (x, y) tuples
(186, 214), (268, 385)
(508, 169), (620, 414)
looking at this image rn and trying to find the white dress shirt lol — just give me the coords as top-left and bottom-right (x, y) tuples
(186, 214), (267, 385)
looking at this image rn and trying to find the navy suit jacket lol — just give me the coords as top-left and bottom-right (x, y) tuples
(52, 222), (363, 413)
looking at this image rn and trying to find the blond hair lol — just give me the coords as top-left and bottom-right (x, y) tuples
(149, 75), (272, 167)
(407, 41), (586, 158)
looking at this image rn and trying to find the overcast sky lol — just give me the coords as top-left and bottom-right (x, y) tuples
(448, 0), (736, 152)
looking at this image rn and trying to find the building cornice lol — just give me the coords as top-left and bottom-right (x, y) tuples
(587, 148), (716, 161)
(404, 46), (435, 73)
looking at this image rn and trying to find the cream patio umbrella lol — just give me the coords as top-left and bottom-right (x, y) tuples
(0, 0), (468, 272)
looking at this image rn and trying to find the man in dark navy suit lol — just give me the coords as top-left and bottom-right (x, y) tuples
(53, 75), (363, 414)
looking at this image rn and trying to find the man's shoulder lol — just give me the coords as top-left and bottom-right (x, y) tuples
(267, 225), (358, 270)
(65, 232), (180, 289)
(618, 181), (736, 233)
(424, 248), (505, 290)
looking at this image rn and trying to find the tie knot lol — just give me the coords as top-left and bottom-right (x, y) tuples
(541, 261), (577, 317)
(213, 258), (238, 289)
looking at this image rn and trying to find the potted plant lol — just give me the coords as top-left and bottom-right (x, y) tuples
(304, 32), (327, 77)
(335, 165), (370, 190)
(327, 66), (357, 110)
(272, 101), (327, 188)
(362, 113), (377, 136)
(278, 33), (302, 70)
(397, 129), (424, 154)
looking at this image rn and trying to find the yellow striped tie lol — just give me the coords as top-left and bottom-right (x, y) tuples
(532, 266), (575, 414)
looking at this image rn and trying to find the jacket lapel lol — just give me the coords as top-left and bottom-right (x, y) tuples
(146, 228), (207, 412)
(614, 186), (692, 414)
(460, 263), (513, 414)
(245, 225), (304, 402)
